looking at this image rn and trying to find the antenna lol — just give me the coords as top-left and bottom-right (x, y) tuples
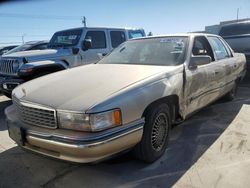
(82, 16), (87, 27)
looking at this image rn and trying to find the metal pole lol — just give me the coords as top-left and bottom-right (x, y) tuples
(21, 34), (25, 44)
(82, 16), (86, 27)
(237, 8), (239, 20)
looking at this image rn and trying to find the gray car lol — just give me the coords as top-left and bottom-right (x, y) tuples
(5, 33), (246, 163)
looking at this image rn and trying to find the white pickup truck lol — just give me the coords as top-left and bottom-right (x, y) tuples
(0, 27), (145, 97)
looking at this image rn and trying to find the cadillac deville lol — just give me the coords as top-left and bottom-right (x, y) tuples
(5, 33), (246, 163)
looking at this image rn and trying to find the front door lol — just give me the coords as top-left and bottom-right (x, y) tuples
(81, 30), (110, 64)
(184, 36), (221, 116)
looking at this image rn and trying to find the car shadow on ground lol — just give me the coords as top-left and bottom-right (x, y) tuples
(1, 86), (250, 188)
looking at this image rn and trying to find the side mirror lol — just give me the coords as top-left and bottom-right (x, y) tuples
(72, 47), (79, 55)
(189, 55), (211, 69)
(82, 39), (92, 51)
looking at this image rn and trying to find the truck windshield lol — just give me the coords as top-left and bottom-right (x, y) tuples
(99, 37), (188, 66)
(49, 29), (82, 47)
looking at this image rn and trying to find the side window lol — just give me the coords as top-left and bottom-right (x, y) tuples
(31, 44), (48, 50)
(220, 38), (233, 57)
(84, 31), (106, 49)
(192, 36), (215, 61)
(208, 37), (230, 60)
(110, 31), (126, 48)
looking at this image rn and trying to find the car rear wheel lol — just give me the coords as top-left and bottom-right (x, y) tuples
(224, 81), (238, 101)
(134, 103), (171, 163)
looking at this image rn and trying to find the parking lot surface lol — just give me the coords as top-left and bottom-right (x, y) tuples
(1, 84), (250, 188)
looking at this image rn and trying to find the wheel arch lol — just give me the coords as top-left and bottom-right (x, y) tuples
(142, 95), (180, 125)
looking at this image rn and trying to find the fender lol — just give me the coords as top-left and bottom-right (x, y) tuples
(18, 60), (68, 77)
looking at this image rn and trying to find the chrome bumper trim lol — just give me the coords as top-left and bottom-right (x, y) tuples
(27, 118), (145, 145)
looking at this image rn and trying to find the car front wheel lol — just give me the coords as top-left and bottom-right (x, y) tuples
(134, 103), (171, 163)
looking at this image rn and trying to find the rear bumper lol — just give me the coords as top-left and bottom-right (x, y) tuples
(5, 106), (144, 163)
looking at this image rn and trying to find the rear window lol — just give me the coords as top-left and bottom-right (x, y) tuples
(219, 23), (250, 37)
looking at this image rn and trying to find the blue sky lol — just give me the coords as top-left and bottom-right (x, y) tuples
(0, 0), (250, 46)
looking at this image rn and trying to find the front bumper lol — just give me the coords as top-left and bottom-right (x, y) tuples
(5, 105), (144, 163)
(0, 76), (24, 94)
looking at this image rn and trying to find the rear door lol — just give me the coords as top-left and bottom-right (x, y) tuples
(81, 29), (109, 64)
(207, 36), (236, 94)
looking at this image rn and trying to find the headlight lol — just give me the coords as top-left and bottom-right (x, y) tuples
(58, 109), (122, 132)
(19, 64), (34, 73)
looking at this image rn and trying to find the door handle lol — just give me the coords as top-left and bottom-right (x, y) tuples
(214, 71), (219, 75)
(102, 53), (107, 56)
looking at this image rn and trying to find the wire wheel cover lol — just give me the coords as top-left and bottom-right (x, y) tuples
(151, 113), (168, 151)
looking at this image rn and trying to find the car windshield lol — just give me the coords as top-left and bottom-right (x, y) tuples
(49, 29), (82, 47)
(99, 37), (188, 66)
(4, 43), (33, 55)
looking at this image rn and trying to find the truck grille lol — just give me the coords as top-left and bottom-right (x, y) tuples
(13, 97), (57, 129)
(0, 59), (19, 75)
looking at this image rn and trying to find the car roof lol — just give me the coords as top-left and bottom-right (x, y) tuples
(55, 27), (144, 33)
(221, 21), (250, 28)
(130, 33), (220, 40)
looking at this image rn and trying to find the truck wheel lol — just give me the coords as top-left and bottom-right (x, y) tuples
(134, 103), (171, 163)
(2, 92), (11, 99)
(34, 72), (50, 79)
(224, 81), (238, 101)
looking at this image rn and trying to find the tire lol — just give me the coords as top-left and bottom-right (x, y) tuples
(134, 103), (171, 163)
(2, 92), (11, 99)
(33, 72), (51, 79)
(223, 81), (238, 101)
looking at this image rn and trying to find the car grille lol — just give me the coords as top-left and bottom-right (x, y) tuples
(13, 97), (57, 129)
(0, 59), (19, 75)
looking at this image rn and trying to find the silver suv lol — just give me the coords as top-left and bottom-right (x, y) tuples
(0, 27), (145, 97)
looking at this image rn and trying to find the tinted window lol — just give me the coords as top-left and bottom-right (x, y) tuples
(192, 36), (215, 61)
(99, 37), (188, 66)
(208, 37), (230, 60)
(4, 44), (33, 55)
(31, 43), (48, 50)
(219, 23), (250, 37)
(110, 31), (126, 48)
(85, 31), (106, 49)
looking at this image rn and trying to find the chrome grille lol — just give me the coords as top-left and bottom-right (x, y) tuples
(0, 59), (19, 75)
(13, 98), (57, 129)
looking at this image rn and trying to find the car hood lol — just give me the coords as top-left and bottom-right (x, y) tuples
(2, 48), (72, 61)
(13, 64), (178, 112)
